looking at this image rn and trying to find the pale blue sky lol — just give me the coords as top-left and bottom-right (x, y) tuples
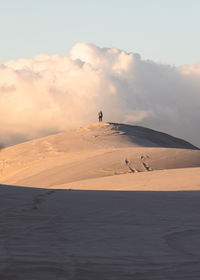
(0, 0), (200, 65)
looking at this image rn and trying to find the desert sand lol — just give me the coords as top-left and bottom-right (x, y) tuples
(1, 122), (200, 279)
(1, 186), (200, 279)
(0, 122), (199, 189)
(57, 166), (200, 191)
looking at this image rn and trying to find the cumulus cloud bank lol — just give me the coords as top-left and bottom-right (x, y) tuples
(0, 42), (200, 147)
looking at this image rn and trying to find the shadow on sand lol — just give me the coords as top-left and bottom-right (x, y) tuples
(108, 122), (199, 150)
(1, 184), (200, 279)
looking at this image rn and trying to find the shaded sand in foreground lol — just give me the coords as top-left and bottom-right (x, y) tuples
(1, 185), (200, 279)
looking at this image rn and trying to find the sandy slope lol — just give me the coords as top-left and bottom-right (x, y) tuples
(0, 122), (200, 188)
(1, 186), (200, 279)
(56, 167), (200, 191)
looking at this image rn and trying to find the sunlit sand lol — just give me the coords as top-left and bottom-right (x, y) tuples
(0, 122), (199, 190)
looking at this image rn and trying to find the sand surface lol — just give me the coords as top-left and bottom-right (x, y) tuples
(57, 166), (200, 191)
(1, 185), (200, 279)
(0, 122), (200, 188)
(1, 123), (200, 278)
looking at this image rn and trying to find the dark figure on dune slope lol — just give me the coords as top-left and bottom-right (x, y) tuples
(98, 110), (103, 122)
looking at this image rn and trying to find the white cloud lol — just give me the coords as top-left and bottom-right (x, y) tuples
(0, 42), (200, 147)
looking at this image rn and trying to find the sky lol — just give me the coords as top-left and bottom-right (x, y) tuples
(0, 0), (200, 65)
(0, 0), (200, 148)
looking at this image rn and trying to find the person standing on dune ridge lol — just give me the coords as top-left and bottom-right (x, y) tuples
(98, 111), (103, 122)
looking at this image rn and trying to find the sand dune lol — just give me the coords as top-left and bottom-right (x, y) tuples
(0, 122), (199, 189)
(1, 123), (200, 279)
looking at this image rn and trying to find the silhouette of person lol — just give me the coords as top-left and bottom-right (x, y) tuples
(98, 111), (103, 122)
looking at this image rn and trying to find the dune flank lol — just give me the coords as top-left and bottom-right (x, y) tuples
(0, 122), (199, 189)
